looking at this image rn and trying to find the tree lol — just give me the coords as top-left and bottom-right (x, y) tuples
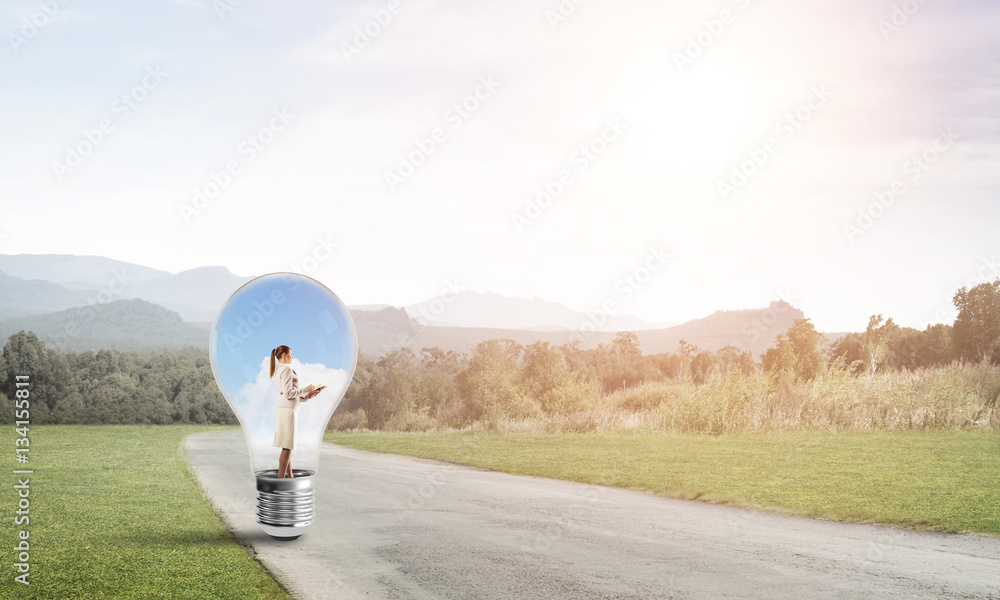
(690, 351), (714, 385)
(919, 324), (953, 366)
(2, 331), (78, 422)
(675, 339), (699, 380)
(611, 332), (641, 361)
(762, 318), (826, 381)
(2, 331), (47, 400)
(559, 339), (586, 372)
(762, 341), (793, 376)
(828, 332), (864, 375)
(455, 339), (539, 423)
(952, 280), (1000, 362)
(339, 355), (376, 413)
(412, 347), (466, 420)
(520, 341), (593, 413)
(0, 349), (6, 403)
(521, 342), (565, 399)
(886, 326), (923, 371)
(715, 345), (755, 376)
(860, 315), (898, 376)
(361, 348), (416, 429)
(418, 347), (467, 376)
(652, 352), (682, 380)
(593, 332), (646, 392)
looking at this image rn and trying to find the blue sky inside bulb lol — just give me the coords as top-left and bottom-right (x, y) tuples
(210, 272), (358, 473)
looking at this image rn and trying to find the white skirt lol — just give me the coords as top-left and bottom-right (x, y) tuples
(273, 407), (297, 449)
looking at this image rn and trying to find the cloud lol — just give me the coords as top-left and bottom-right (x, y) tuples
(233, 356), (352, 473)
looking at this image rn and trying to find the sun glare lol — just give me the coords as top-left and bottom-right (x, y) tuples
(620, 65), (769, 164)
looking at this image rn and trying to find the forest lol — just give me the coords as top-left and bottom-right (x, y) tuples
(3, 279), (999, 433)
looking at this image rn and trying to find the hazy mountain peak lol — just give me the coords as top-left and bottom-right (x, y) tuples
(171, 265), (239, 279)
(0, 253), (813, 357)
(405, 289), (670, 331)
(0, 253), (171, 286)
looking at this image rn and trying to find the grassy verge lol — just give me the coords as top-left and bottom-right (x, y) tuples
(326, 430), (1000, 535)
(0, 425), (291, 600)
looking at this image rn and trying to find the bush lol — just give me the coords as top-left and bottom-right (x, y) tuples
(384, 408), (439, 432)
(538, 377), (600, 414)
(328, 409), (368, 431)
(338, 343), (1000, 434)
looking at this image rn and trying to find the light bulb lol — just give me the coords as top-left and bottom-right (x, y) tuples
(209, 272), (358, 541)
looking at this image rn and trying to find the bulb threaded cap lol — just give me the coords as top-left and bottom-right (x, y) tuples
(254, 469), (315, 540)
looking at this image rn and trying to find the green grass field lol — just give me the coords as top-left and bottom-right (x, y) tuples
(326, 430), (1000, 535)
(0, 425), (291, 600)
(2, 425), (994, 600)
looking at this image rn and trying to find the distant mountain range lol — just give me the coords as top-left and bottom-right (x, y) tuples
(0, 254), (678, 329)
(0, 254), (251, 322)
(405, 290), (675, 331)
(0, 267), (94, 317)
(0, 253), (171, 288)
(0, 253), (839, 357)
(0, 298), (209, 353)
(355, 300), (815, 358)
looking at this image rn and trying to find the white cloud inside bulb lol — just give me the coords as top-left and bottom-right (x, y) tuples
(233, 356), (352, 472)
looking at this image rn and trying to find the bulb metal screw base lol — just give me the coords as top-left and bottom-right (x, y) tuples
(255, 469), (316, 541)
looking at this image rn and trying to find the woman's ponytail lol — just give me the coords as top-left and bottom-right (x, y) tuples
(270, 345), (291, 378)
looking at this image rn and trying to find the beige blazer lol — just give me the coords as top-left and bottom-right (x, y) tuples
(274, 362), (310, 409)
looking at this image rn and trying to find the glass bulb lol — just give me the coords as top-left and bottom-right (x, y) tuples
(209, 272), (358, 540)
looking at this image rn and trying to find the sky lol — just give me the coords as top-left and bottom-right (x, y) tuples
(2, 0), (998, 332)
(210, 272), (356, 470)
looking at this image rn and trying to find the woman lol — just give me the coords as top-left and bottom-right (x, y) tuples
(269, 345), (319, 478)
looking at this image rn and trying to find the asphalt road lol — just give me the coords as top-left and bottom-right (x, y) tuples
(183, 430), (1000, 600)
